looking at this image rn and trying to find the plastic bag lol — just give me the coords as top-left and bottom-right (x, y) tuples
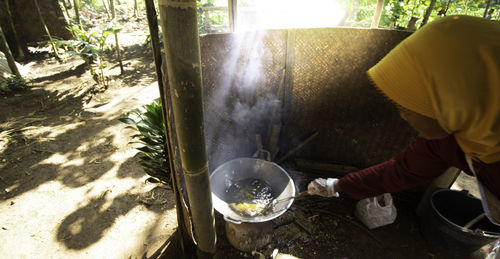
(355, 193), (397, 229)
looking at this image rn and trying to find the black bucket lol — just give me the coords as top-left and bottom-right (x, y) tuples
(422, 189), (500, 256)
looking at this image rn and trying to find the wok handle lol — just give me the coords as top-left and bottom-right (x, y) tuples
(224, 215), (242, 224)
(252, 149), (271, 161)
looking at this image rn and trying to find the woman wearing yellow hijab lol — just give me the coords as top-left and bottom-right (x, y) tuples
(307, 16), (500, 225)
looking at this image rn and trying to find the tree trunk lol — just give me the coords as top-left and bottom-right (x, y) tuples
(33, 0), (60, 60)
(114, 32), (123, 74)
(73, 0), (81, 28)
(158, 0), (217, 256)
(483, 0), (492, 18)
(444, 0), (452, 14)
(0, 26), (21, 77)
(134, 0), (138, 17)
(420, 0), (436, 27)
(102, 0), (111, 19)
(4, 0), (24, 59)
(109, 0), (116, 19)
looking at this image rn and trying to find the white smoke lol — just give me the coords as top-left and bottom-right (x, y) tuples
(205, 30), (281, 168)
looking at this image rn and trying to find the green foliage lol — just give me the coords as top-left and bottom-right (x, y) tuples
(0, 75), (27, 96)
(119, 100), (171, 185)
(196, 0), (229, 33)
(356, 0), (499, 29)
(55, 23), (122, 87)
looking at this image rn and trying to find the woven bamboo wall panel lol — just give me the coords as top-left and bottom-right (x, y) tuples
(283, 28), (416, 168)
(200, 28), (417, 170)
(200, 31), (287, 170)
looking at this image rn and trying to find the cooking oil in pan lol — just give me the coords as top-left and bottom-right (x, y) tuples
(226, 178), (274, 217)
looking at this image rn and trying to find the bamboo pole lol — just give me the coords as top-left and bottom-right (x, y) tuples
(114, 32), (123, 74)
(0, 26), (21, 78)
(60, 0), (72, 24)
(102, 0), (111, 20)
(145, 0), (165, 103)
(33, 0), (61, 60)
(228, 0), (237, 32)
(144, 0), (191, 255)
(109, 0), (116, 19)
(4, 0), (24, 59)
(73, 0), (81, 28)
(134, 0), (138, 17)
(370, 0), (385, 29)
(158, 0), (216, 256)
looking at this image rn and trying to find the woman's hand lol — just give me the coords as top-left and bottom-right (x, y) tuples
(307, 178), (340, 197)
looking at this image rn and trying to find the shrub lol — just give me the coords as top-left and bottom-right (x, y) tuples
(119, 99), (171, 186)
(0, 75), (27, 96)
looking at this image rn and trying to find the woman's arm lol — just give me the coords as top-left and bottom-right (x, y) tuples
(337, 136), (454, 200)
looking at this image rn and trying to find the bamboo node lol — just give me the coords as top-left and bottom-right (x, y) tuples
(183, 163), (209, 176)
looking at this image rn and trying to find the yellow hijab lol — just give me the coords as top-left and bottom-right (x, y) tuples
(368, 16), (500, 163)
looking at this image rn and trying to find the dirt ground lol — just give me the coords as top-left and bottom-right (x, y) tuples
(0, 17), (493, 259)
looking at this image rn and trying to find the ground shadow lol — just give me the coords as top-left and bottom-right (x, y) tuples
(32, 62), (88, 83)
(141, 230), (185, 259)
(57, 190), (174, 250)
(0, 95), (124, 200)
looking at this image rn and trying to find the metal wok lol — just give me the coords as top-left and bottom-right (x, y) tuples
(210, 157), (296, 223)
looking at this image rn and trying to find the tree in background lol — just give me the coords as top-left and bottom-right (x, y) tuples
(3, 0), (24, 59)
(109, 0), (116, 19)
(34, 0), (61, 60)
(0, 26), (21, 78)
(73, 0), (82, 28)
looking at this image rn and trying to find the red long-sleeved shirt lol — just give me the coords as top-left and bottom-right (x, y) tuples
(338, 135), (500, 200)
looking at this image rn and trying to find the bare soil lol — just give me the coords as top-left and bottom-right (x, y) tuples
(0, 17), (491, 259)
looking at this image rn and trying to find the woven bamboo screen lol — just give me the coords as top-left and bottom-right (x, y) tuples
(200, 27), (417, 171)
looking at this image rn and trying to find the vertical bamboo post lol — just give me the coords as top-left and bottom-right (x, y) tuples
(144, 1), (194, 255)
(371, 0), (385, 29)
(158, 0), (216, 256)
(114, 33), (123, 74)
(33, 0), (60, 60)
(0, 26), (21, 77)
(4, 0), (25, 59)
(228, 0), (237, 32)
(102, 0), (111, 19)
(60, 0), (71, 23)
(109, 0), (116, 19)
(134, 0), (138, 17)
(73, 0), (81, 28)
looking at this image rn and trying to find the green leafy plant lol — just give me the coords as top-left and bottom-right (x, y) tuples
(119, 99), (171, 185)
(57, 24), (119, 87)
(0, 75), (27, 95)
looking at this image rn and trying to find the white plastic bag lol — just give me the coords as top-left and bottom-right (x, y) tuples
(355, 193), (397, 229)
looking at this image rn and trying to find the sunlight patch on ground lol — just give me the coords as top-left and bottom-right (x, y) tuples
(22, 121), (86, 139)
(38, 152), (68, 165)
(88, 81), (160, 117)
(0, 176), (177, 259)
